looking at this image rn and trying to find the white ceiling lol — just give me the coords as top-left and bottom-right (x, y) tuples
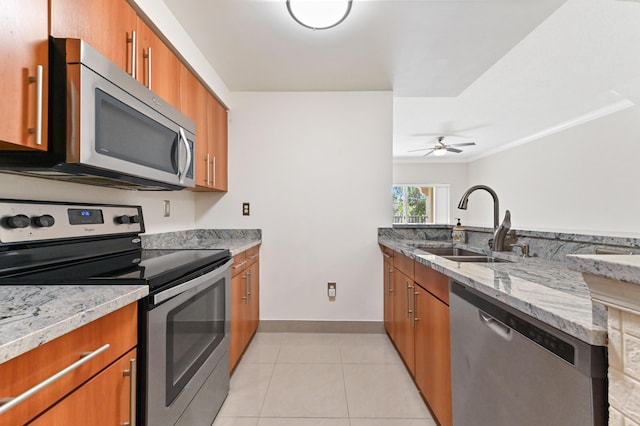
(162, 0), (640, 162)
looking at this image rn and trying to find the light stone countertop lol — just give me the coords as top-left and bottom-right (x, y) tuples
(567, 254), (640, 286)
(379, 237), (608, 346)
(0, 285), (148, 363)
(0, 230), (261, 364)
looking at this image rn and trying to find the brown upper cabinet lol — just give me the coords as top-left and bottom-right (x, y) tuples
(181, 64), (228, 192)
(50, 0), (137, 74)
(136, 17), (181, 110)
(0, 0), (49, 151)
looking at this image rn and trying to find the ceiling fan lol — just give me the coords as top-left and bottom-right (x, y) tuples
(408, 136), (476, 157)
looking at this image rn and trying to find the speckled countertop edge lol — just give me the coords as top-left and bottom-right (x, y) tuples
(0, 285), (148, 363)
(379, 237), (608, 346)
(567, 254), (640, 286)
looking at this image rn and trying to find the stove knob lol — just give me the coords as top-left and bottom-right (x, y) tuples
(33, 214), (55, 228)
(115, 215), (131, 224)
(129, 215), (141, 224)
(6, 214), (30, 229)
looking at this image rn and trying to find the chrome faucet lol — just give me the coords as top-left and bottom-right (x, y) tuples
(457, 185), (511, 251)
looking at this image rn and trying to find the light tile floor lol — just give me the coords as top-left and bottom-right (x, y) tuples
(213, 332), (437, 426)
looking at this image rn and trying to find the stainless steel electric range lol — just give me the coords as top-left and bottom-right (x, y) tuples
(0, 199), (232, 426)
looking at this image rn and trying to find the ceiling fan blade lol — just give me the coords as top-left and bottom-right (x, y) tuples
(408, 147), (431, 152)
(422, 149), (436, 156)
(448, 142), (476, 147)
(446, 147), (463, 153)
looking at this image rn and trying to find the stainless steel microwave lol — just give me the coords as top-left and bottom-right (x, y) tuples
(0, 38), (195, 190)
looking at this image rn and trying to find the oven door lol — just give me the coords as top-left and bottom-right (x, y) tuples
(146, 259), (231, 426)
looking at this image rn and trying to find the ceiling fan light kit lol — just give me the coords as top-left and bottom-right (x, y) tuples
(286, 0), (353, 30)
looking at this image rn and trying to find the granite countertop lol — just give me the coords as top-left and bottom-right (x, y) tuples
(379, 237), (608, 346)
(0, 285), (148, 363)
(0, 229), (261, 364)
(567, 254), (640, 286)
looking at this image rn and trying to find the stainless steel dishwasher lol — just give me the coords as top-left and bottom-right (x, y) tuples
(450, 281), (607, 426)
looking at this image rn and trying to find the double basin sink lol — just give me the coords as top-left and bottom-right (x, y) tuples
(412, 246), (511, 263)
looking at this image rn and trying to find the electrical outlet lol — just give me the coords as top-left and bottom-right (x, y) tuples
(242, 202), (250, 216)
(328, 282), (336, 298)
(163, 200), (171, 217)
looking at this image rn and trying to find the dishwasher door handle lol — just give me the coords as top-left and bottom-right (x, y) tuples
(479, 311), (513, 341)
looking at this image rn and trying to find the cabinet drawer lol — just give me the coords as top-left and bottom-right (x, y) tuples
(29, 349), (136, 425)
(415, 261), (449, 305)
(0, 303), (137, 425)
(231, 252), (247, 277)
(246, 245), (260, 266)
(380, 245), (394, 260)
(394, 251), (414, 280)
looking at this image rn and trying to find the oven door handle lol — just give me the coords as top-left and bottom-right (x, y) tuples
(153, 258), (233, 305)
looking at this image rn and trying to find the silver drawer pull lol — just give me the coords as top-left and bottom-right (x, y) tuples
(0, 343), (110, 414)
(231, 260), (247, 269)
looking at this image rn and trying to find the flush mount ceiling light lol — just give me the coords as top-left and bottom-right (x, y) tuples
(286, 0), (353, 30)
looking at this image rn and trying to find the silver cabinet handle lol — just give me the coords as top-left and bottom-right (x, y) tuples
(127, 30), (137, 78)
(248, 254), (259, 260)
(205, 152), (211, 185)
(178, 127), (192, 184)
(231, 260), (247, 269)
(247, 270), (252, 301)
(387, 267), (393, 293)
(143, 47), (152, 89)
(412, 290), (419, 327)
(122, 358), (137, 426)
(212, 155), (216, 188)
(0, 343), (110, 415)
(28, 65), (44, 145)
(241, 273), (248, 301)
(382, 253), (391, 259)
(406, 282), (413, 317)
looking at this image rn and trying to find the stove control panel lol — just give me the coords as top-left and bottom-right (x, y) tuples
(0, 200), (144, 244)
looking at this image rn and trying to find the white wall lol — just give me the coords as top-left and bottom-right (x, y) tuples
(466, 105), (640, 237)
(195, 92), (393, 322)
(0, 174), (196, 234)
(392, 162), (469, 224)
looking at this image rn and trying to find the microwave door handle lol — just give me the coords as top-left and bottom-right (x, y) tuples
(178, 127), (192, 184)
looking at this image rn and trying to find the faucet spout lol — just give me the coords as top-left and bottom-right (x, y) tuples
(457, 185), (499, 230)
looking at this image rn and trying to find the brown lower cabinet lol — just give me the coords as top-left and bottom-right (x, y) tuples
(230, 245), (260, 372)
(29, 349), (137, 425)
(382, 247), (452, 426)
(0, 303), (137, 426)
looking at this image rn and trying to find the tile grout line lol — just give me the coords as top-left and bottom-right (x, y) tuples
(338, 344), (354, 426)
(256, 341), (281, 421)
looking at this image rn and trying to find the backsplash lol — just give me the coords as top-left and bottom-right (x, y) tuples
(381, 226), (640, 262)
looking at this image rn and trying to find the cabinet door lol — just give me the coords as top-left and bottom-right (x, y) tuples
(29, 349), (137, 426)
(0, 0), (48, 150)
(180, 65), (210, 188)
(230, 269), (247, 372)
(136, 17), (181, 110)
(383, 254), (394, 338)
(247, 256), (260, 338)
(414, 285), (452, 426)
(50, 0), (137, 74)
(206, 94), (228, 191)
(392, 268), (415, 374)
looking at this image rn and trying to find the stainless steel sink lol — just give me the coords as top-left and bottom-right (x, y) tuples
(417, 247), (485, 257)
(442, 255), (510, 263)
(417, 246), (511, 263)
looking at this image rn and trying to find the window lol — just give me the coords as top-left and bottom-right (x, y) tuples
(392, 185), (449, 224)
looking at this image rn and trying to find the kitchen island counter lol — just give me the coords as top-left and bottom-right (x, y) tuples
(380, 237), (608, 346)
